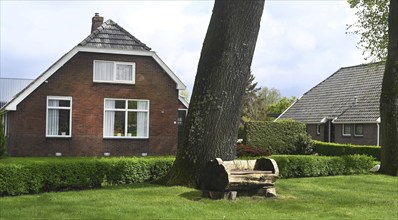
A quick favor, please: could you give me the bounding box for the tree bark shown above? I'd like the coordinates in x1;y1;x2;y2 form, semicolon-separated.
380;0;398;176
165;0;265;186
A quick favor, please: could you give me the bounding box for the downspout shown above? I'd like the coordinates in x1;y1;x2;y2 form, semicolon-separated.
377;123;380;146
328;120;331;143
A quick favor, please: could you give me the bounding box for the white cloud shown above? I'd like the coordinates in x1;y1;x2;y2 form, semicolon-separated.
0;1;365;98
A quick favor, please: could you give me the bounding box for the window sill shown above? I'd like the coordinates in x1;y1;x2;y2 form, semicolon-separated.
103;136;149;140
354;134;364;137
46;135;72;138
93;81;135;85
342;134;351;137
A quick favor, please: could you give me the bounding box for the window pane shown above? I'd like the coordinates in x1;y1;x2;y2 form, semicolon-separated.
94;61;113;81
127;112;137;136
114;111;125;136
116;64;132;81
47;109;59;135
355;124;363;135
136;112;148;137
48;100;59;107
128;101;138;109
58;109;70;135
343;124;351;135
115;100;126;109
59;100;70;107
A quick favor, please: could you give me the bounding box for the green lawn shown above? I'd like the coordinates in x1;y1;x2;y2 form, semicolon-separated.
0;174;397;219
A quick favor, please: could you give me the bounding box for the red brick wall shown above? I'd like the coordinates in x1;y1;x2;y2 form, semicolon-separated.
6;52;185;156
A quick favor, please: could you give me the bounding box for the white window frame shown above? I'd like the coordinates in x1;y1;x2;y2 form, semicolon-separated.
316;124;321;135
103;98;149;139
354;124;364;137
46;96;72;138
93;60;136;84
342;124;351;137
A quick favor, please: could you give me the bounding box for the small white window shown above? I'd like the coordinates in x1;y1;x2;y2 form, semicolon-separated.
46;96;72;137
342;124;351;136
354;124;364;136
94;60;135;84
103;99;149;138
316;124;321;135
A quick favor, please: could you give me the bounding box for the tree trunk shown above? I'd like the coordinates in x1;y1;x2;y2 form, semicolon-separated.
165;0;265;186
380;0;398;176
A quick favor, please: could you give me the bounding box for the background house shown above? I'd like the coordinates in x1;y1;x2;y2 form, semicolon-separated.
277;63;384;146
0;78;33;108
0;13;188;156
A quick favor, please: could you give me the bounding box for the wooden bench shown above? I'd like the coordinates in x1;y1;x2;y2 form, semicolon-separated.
199;158;279;200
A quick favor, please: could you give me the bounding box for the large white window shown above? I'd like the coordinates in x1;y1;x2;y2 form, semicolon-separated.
46;96;72;137
94;60;135;84
103;99;149;138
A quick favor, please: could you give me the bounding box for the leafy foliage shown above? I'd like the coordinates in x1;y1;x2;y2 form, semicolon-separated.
347;0;389;61
236;143;271;157
272;154;375;178
244;120;313;155
312;140;381;160
0;157;174;196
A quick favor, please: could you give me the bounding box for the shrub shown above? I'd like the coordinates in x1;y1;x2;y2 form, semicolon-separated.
0;157;174;196
244;120;313;155
236;144;271;157
312;141;381;160
271;154;375;178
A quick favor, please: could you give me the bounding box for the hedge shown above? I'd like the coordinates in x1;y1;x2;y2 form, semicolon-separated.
0;157;174;196
0;155;375;196
312;140;381;160
244;120;313;155
271;154;375;178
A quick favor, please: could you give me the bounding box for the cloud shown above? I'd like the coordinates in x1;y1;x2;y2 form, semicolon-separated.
0;1;365;98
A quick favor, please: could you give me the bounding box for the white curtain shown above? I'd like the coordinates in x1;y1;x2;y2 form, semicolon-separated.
95;61;113;81
136;101;148;137
116;64;132;81
104;100;115;136
47;100;59;135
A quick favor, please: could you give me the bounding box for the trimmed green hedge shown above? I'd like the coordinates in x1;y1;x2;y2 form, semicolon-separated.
0;157;174;196
271;154;375;178
244;120;312;155
0;154;375;196
312;141;381;160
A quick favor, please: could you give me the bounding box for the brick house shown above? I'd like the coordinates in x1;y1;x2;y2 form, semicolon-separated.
0;14;188;156
277;63;384;146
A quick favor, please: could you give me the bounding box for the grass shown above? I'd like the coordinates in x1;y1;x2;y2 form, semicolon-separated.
0;174;397;219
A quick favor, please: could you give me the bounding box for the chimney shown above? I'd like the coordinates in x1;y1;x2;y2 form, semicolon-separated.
91;13;104;33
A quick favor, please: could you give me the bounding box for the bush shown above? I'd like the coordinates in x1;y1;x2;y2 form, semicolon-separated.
244;120;313;155
271;154;375;178
312;141;381;160
0;157;174;196
236;144;271;157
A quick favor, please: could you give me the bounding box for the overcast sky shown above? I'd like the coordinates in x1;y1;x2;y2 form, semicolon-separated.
0;0;365;98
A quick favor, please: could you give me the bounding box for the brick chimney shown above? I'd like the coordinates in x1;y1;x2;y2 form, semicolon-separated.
91;13;104;33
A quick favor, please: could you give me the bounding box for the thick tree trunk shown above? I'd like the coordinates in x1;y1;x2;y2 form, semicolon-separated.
380;0;398;176
165;0;265;186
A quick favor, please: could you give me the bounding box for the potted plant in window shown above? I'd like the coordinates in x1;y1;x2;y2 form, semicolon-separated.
59;124;68;136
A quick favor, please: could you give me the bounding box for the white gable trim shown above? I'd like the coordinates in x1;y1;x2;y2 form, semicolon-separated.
3;47;186;111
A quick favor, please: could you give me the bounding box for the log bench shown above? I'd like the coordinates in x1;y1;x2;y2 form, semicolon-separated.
199;158;279;200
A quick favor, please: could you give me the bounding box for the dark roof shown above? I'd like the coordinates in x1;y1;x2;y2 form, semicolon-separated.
278;63;384;124
79;19;151;51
